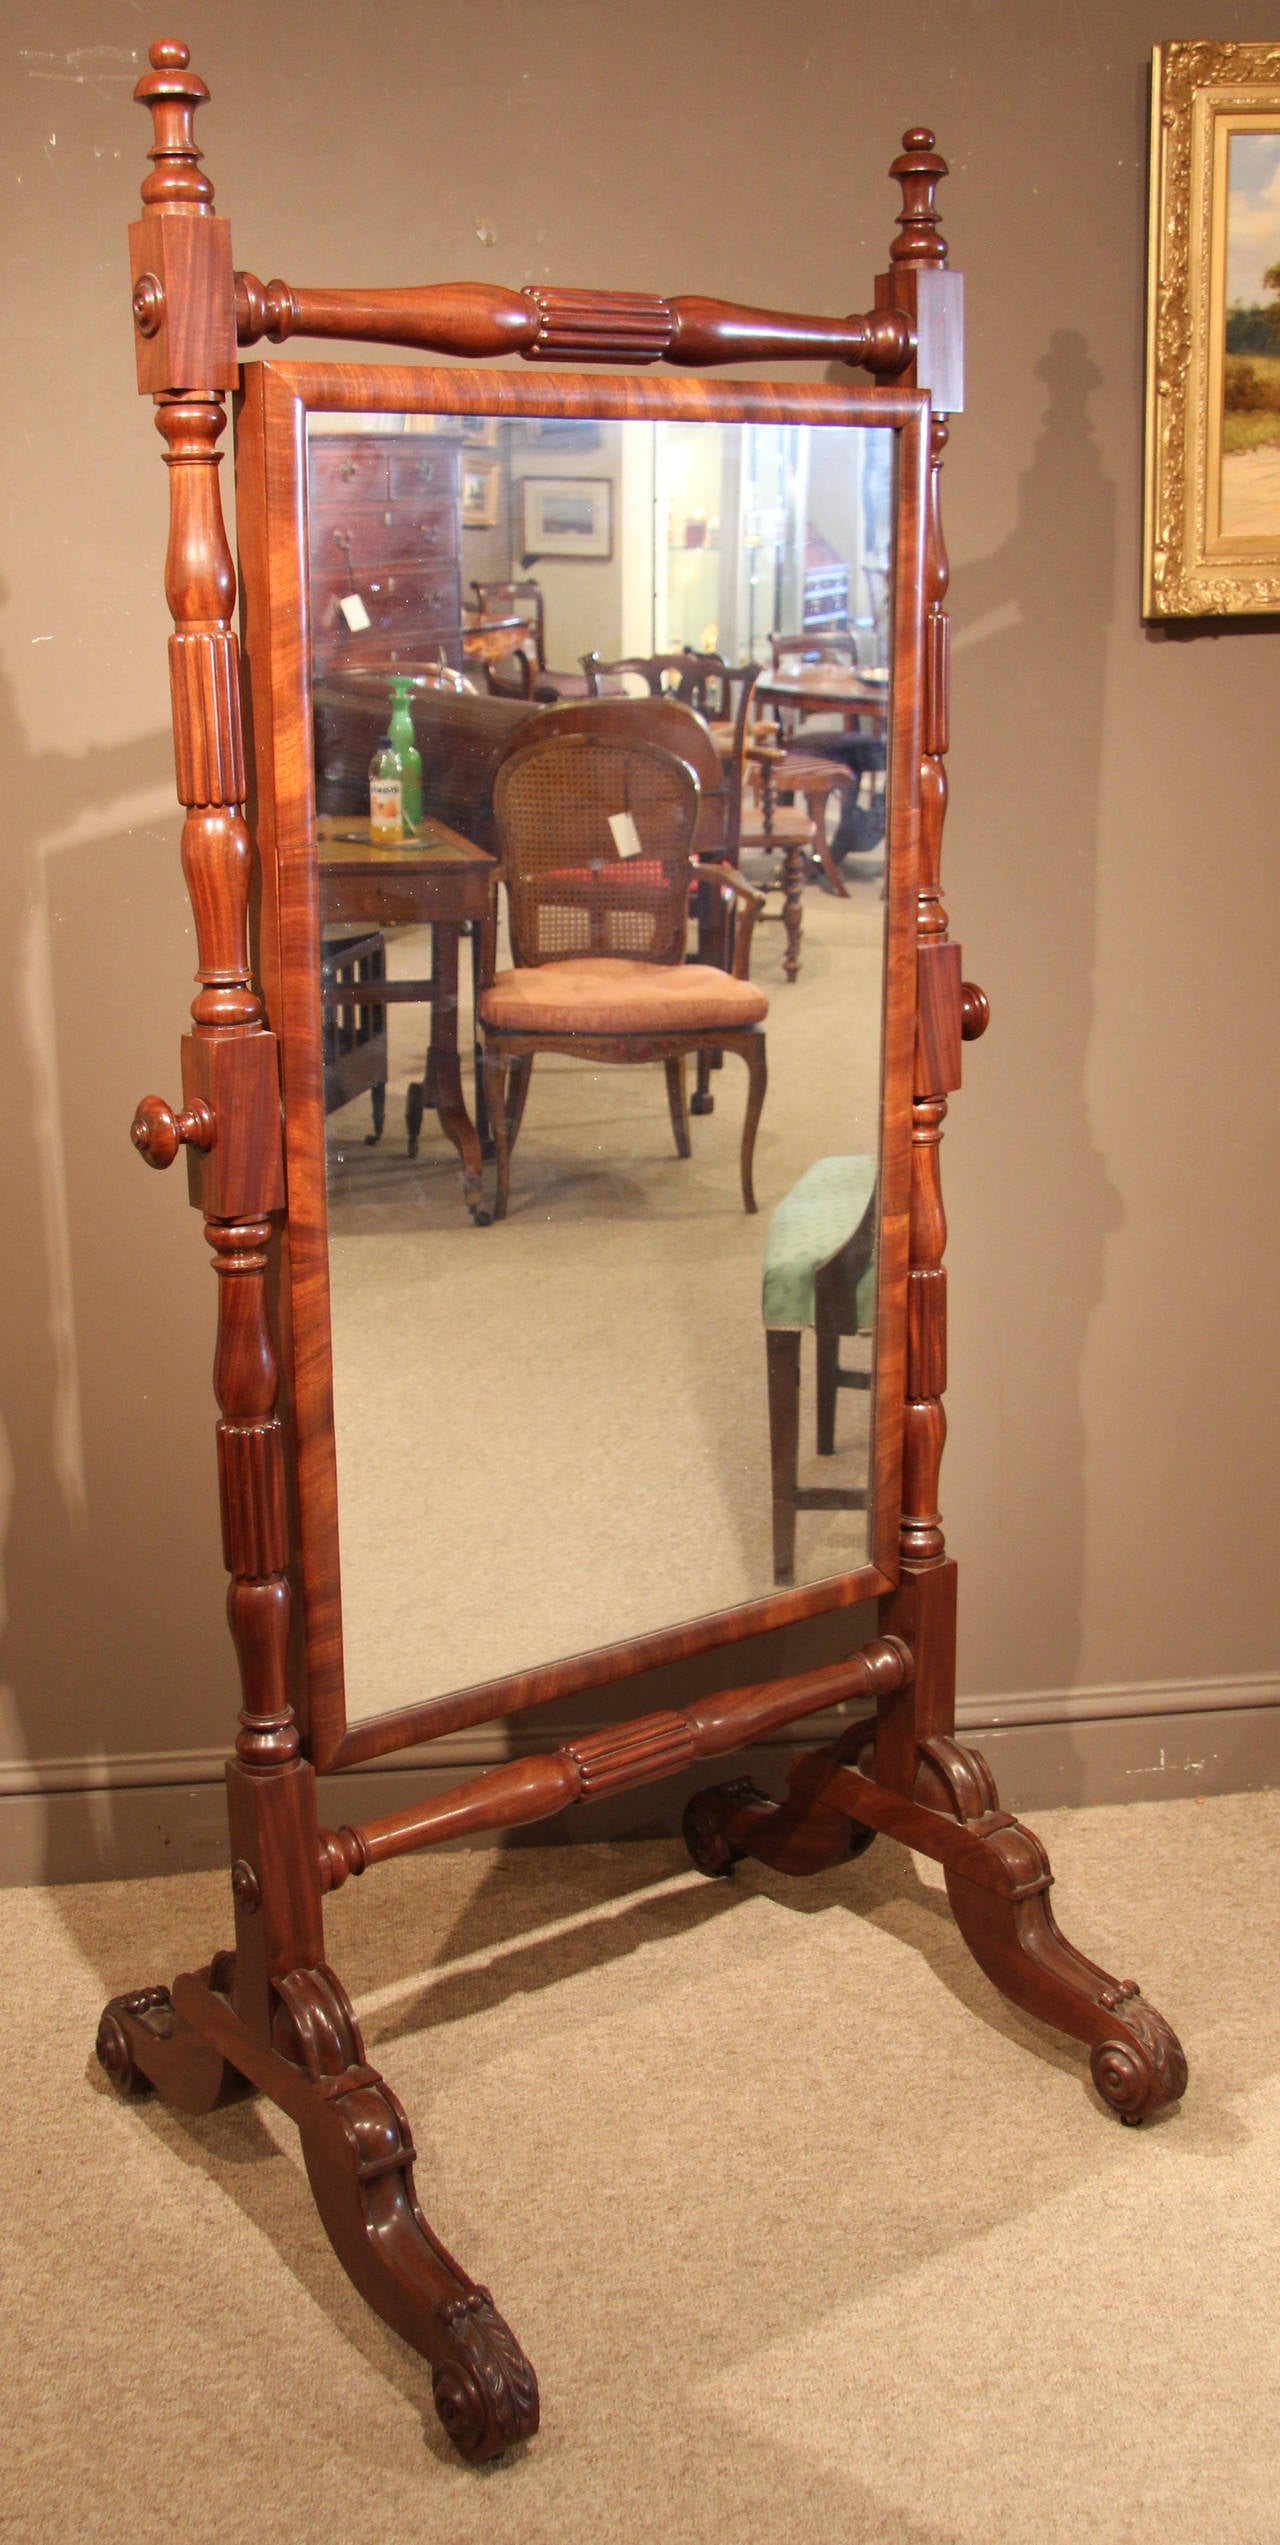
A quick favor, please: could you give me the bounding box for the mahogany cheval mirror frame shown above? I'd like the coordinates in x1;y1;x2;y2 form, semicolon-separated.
97;39;1187;2467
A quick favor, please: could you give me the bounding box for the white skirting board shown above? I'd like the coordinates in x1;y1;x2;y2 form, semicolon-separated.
1;1676;1277;1886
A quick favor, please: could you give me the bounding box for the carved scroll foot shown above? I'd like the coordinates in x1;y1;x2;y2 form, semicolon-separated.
100;1957;537;2460
727;1731;1187;2123
268;1967;537;2459
916;1739;1188;2124
683;1773;876;1880
95;1963;249;2113
260;1965;538;2460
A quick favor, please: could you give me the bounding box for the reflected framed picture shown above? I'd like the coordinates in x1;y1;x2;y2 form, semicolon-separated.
413;411;500;445
518;476;613;559
1145;41;1280;614
462;458;500;527
526;417;601;449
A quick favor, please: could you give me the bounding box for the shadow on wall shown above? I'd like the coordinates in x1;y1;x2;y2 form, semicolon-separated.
0;603;234;1880
947;329;1122;1713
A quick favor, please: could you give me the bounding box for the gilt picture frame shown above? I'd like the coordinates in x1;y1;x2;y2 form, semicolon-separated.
1145;40;1280;615
518;473;613;559
461;457;501;526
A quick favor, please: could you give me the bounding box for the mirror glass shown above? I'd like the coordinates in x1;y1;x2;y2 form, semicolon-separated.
305;407;894;1720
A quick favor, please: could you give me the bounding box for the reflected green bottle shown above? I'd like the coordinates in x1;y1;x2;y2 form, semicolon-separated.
387;677;422;831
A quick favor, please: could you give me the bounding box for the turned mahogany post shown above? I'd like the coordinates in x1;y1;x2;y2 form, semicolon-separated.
99;46;541;2461
870;133;984;1791
124;41;318;2039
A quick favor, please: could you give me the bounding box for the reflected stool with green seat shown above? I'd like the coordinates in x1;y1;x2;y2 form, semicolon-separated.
762;1154;878;1582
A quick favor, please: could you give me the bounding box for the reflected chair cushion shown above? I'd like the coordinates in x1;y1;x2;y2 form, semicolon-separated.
479;956;769;1035
762;1154;878;1330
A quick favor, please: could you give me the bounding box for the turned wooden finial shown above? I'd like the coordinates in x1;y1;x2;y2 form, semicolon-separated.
889;127;948;265
135;36;215;213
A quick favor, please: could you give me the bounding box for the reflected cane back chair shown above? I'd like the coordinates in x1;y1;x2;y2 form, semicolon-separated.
480;732;768;1218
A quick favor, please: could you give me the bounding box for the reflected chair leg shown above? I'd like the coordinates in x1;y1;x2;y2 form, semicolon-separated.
781;841;807;981
482;1048;511;1220
739;1034;767;1214
816;1321;839;1454
665;1054;691;1158
506;1054;534;1158
766;1327;800;1580
803;785;851;898
366;1082;386;1147
405;1077;425;1159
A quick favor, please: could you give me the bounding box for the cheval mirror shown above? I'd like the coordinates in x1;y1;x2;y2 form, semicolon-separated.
98;39;1187;2467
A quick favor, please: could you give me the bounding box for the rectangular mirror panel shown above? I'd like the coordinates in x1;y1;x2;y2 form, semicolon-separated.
303;406;894;1722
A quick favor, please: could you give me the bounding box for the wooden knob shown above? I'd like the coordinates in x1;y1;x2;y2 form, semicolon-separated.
961;982;990;1041
131;1093;215;1169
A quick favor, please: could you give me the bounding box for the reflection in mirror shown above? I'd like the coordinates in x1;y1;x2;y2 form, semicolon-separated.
306;408;894;1720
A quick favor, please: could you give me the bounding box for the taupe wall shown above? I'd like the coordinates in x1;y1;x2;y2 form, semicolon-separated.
3;0;1278;1878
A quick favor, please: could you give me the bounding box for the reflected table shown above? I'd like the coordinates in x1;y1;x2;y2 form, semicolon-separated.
755;666;890;889
754;662;890;724
317;815;495;1217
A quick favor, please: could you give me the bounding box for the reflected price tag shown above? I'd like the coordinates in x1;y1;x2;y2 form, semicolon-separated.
339;593;372;632
608;811;644;860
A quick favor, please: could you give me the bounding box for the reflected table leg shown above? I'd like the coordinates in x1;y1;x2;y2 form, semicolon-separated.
413;920;485;1217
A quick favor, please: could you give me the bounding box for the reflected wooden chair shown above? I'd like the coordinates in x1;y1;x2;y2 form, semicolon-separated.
469;578;595;701
767;628;863;672
581;648;733;715
480;732;768;1219
722;668;820;981
321;927;388;1147
762;1155;877;1581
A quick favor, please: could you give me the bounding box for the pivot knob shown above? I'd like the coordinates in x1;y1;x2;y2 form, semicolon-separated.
130;1092;215;1168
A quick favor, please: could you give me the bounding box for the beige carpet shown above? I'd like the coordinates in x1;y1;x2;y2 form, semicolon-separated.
7;1791;1279;2542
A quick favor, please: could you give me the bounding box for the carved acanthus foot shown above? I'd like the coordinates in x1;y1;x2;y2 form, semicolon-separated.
916;1737;1188;2124
267;1965;539;2460
95;1966;250;2113
683;1767;876;1880
432;2288;542;2460
99;1955;537;2459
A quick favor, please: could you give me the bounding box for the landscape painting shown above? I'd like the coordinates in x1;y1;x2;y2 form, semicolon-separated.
1144;44;1280;614
1221;127;1280;539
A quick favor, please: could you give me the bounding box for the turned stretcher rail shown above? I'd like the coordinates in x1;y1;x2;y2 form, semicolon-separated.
317;1637;912;1890
232;272;916;373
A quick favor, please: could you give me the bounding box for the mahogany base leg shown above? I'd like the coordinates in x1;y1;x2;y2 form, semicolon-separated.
96;1956;539;2461
96;1959;250;2113
914;1740;1188;2125
683;1770;877;1879
683;1730;1187;2125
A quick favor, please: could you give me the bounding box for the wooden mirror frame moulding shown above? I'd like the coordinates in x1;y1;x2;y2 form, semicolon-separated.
235;357;929;1778
97;38;1187;2473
